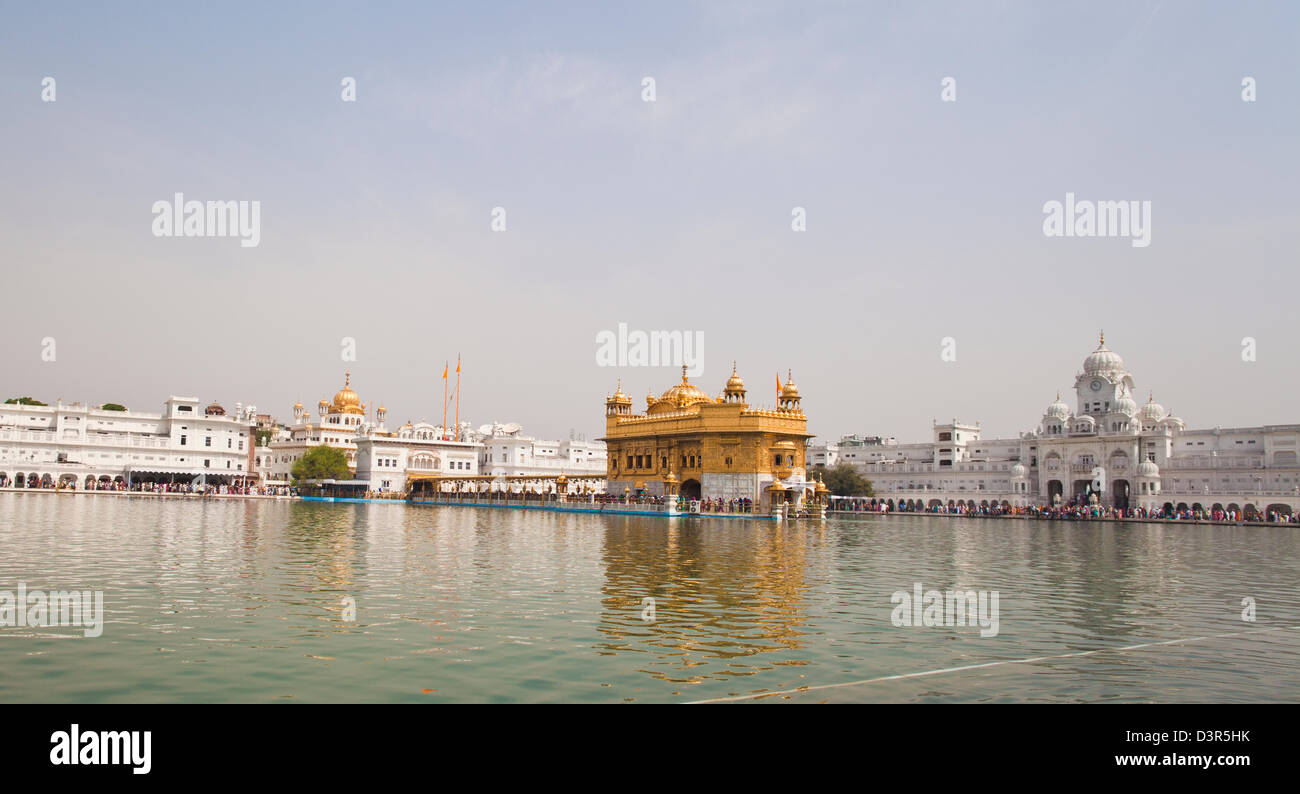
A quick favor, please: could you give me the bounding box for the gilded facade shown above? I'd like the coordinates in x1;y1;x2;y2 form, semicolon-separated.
601;364;815;508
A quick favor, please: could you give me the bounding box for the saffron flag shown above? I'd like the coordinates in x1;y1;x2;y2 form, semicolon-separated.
456;355;461;374
776;372;781;394
442;363;448;380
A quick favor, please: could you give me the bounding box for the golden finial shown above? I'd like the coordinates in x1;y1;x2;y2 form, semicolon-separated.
345;370;351;387
681;364;688;382
1099;330;1105;346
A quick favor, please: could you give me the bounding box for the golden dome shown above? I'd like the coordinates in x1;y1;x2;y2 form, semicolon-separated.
649;366;710;413
330;371;365;415
780;369;800;399
293;400;303;411
608;380;632;406
725;361;745;391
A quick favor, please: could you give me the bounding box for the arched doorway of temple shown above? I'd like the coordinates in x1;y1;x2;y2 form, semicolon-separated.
1046;480;1064;505
1111;479;1130;510
680;479;701;500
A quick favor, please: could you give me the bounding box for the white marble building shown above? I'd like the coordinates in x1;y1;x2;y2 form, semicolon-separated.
848;335;1300;516
473;422;607;490
260;372;483;490
0;396;256;489
352;425;480;493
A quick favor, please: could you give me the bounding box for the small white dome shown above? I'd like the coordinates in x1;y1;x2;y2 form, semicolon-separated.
1113;395;1138;415
1142;395;1166;423
1137;459;1159;477
1045;394;1071;421
1011;463;1027;478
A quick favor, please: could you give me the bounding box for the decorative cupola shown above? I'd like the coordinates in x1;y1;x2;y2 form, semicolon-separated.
605;380;633;416
778;370;801;411
723;361;747;404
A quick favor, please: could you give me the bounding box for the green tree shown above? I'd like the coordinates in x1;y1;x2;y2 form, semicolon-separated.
809;462;873;497
101;403;128;412
4;397;47;406
291;445;351;484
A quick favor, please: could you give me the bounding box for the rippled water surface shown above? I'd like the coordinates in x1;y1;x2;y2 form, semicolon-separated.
1;493;1297;703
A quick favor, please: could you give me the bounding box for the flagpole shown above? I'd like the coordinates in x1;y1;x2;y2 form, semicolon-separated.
455;354;461;442
442;361;449;441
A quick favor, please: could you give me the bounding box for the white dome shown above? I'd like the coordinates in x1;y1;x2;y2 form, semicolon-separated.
1141;395;1166;422
1011;463;1027;478
1083;334;1125;376
1137;459;1159;477
1045;394;1071;421
1113;395;1138;415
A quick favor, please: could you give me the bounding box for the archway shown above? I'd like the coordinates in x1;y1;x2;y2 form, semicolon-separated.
1265;503;1294;520
1111;479;1130;510
679;478;701;500
27;473;40;488
14;472;25;488
1047;480;1063;505
1072;479;1092;503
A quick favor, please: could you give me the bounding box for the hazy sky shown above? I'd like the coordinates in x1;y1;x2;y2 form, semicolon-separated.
1;1;1296;443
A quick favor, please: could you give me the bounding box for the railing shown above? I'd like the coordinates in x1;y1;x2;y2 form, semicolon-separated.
0;430;173;448
410;491;679;513
1161;458;1268;470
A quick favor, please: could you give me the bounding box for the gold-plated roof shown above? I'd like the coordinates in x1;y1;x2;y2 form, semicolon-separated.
780;369;799;399
329;371;365;415
725;361;745;391
608;379;632;405
650;365;711;412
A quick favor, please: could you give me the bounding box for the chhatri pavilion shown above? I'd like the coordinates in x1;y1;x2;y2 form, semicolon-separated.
601;364;816;509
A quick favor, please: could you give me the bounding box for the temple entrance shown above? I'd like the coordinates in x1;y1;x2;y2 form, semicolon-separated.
1046;479;1063;506
1072;479;1093;504
680;478;701;500
1111;479;1130;510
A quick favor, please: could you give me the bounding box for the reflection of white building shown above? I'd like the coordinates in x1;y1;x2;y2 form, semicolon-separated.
472;422;606;490
855;335;1300;516
0;397;256;489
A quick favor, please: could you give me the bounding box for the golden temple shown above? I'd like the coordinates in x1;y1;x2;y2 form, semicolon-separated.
601;364;815;509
